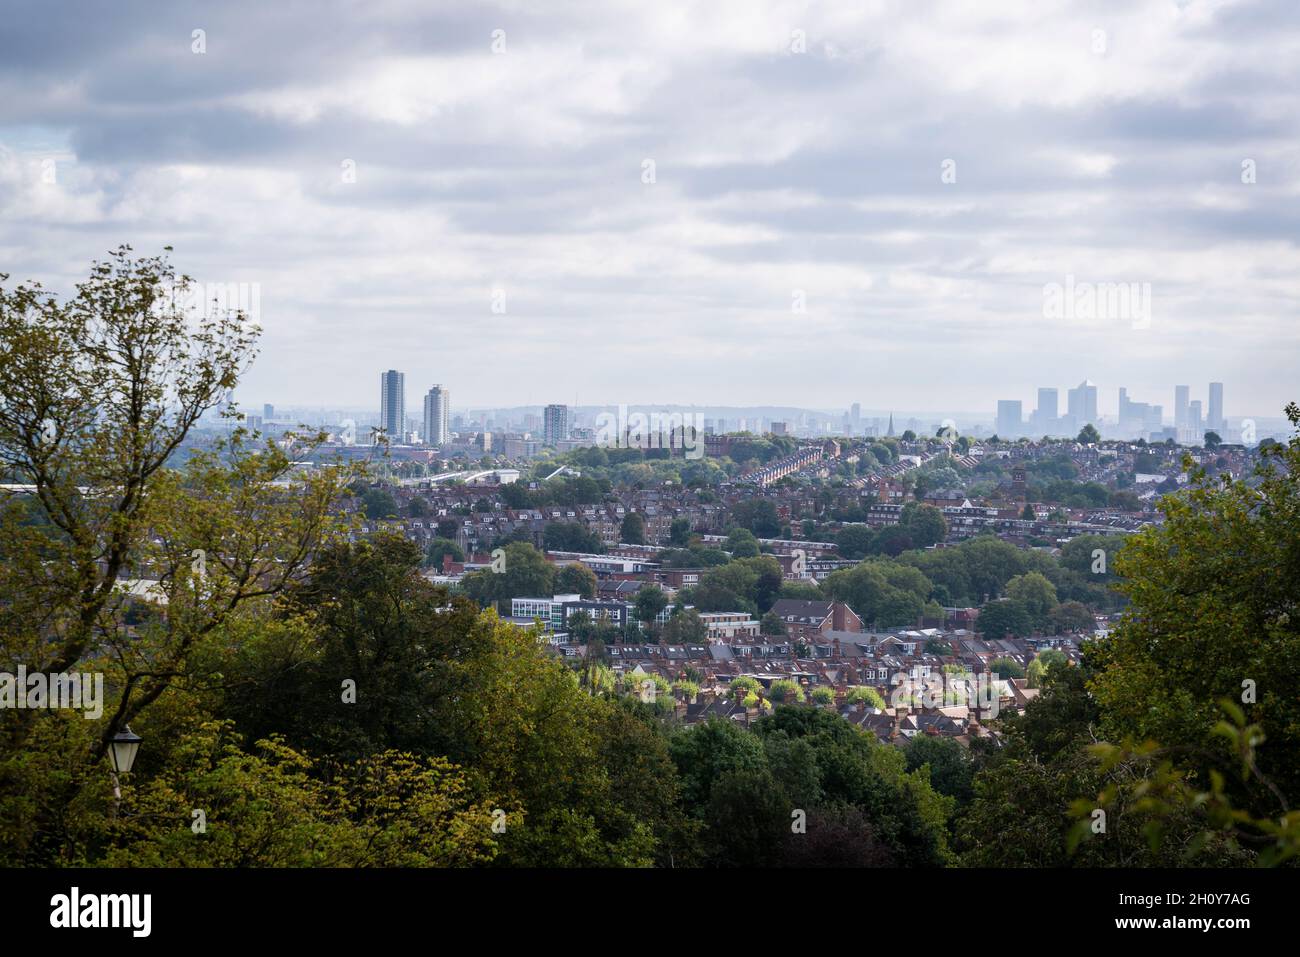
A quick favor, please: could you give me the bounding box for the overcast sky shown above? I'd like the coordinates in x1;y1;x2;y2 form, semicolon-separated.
1;0;1297;418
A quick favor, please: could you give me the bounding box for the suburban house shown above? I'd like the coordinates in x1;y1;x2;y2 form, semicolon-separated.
768;599;863;640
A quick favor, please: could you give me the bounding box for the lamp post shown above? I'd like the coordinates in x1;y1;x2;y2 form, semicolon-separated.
108;726;142;816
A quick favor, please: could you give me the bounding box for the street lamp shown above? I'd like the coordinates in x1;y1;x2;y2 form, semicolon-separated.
108;726;142;817
109;726;143;775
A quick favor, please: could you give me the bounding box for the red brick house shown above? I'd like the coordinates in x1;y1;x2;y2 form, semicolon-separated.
768;599;863;640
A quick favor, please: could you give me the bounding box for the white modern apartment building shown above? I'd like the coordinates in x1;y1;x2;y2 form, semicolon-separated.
423;384;450;445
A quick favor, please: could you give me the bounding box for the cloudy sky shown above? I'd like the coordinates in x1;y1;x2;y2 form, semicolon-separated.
1;0;1297;419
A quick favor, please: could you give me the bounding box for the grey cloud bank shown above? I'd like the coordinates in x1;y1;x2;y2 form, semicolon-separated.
1;0;1297;414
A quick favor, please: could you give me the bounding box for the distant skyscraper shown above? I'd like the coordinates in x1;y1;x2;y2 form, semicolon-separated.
996;400;1023;438
1174;385;1190;432
263;403;275;421
1117;387;1163;438
1067;380;1098;429
423;385;450;445
379;370;405;442
543;404;570;446
1208;382;1224;432
1189;400;1203;439
1034;388;1059;433
886;412;895;437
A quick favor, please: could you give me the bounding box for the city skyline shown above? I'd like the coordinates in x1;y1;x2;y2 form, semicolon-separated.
283;367;1276;446
257;372;1260;427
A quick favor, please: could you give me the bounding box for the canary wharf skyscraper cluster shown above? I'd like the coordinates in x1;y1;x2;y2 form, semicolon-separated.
996;380;1229;443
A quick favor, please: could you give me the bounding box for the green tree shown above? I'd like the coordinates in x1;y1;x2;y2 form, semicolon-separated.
1059;533;1119;583
821;559;931;629
669;718;768;810
988;655;1026;679
1089;403;1300;810
768;679;804;704
543;521;604;553
725;526;761;557
633;584;669;632
1004;571;1058;628
731;499;781;538
1049;600;1094;633
104;722;503;867
424;537;464;570
620;512;646;545
555;562;598;599
460;541;555;611
0;248;350;856
900;501;947;548
363;488;400;520
669;517;692;546
835;524;875;560
959;662;1251;867
661;607;708;643
976;600;1033;640
753;707;952;866
845;686;886;710
903;735;974;805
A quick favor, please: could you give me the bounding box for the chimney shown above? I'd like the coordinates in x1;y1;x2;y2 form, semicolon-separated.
832;602;848;632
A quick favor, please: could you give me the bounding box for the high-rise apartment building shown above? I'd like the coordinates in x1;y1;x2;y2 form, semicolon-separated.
1208;382;1224;432
379;370;405;442
423;385;450;446
543;404;570;446
263;403;275;421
